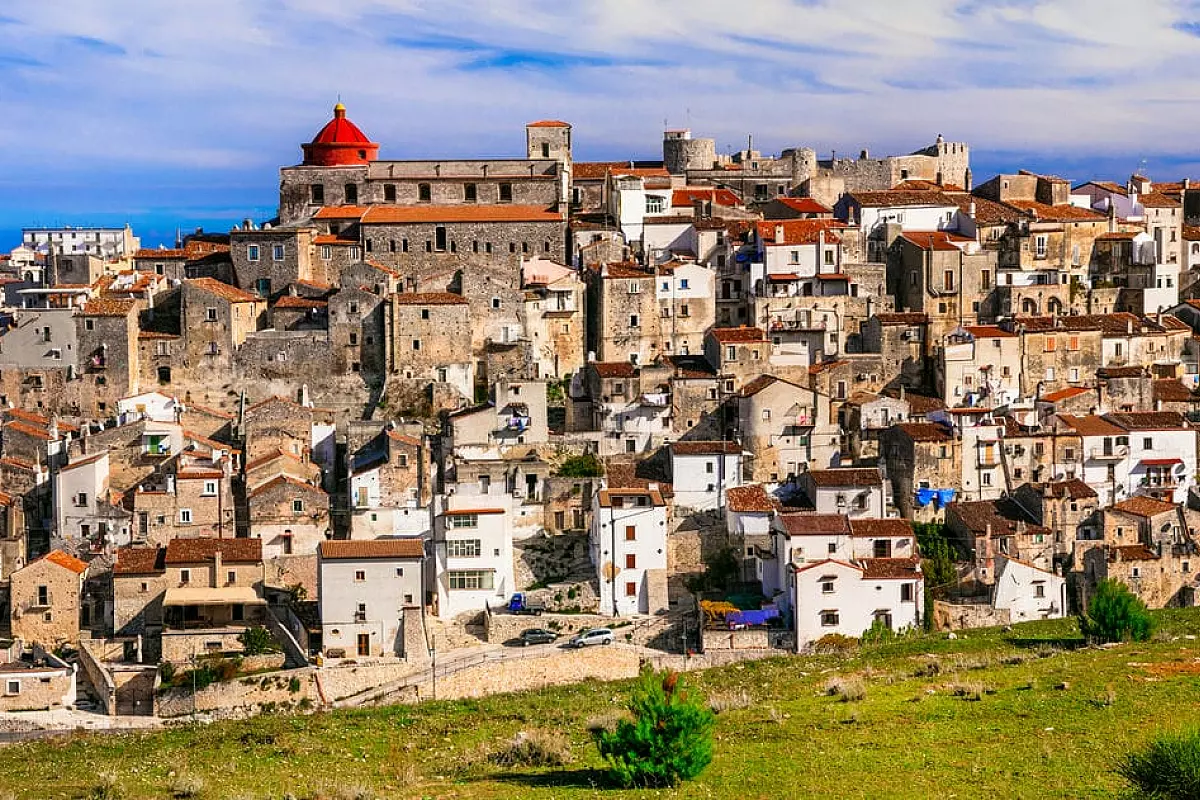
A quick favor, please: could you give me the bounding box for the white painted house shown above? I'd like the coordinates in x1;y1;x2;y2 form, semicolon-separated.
991;556;1066;622
433;494;514;617
591;485;669;616
790;556;923;649
800;468;886;517
317;539;426;658
670;441;744;511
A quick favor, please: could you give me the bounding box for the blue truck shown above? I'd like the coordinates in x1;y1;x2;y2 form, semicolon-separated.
507;593;546;616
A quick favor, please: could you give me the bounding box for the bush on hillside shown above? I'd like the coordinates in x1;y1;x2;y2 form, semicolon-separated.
556;453;604;478
238;625;280;655
1117;728;1200;799
594;667;715;788
1080;579;1154;643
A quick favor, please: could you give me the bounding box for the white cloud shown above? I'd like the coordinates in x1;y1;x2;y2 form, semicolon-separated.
0;0;1197;188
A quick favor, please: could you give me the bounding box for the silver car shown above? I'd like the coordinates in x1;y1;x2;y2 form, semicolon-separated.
568;627;614;648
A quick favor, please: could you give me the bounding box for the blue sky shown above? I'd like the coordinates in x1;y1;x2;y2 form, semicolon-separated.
1;0;1199;249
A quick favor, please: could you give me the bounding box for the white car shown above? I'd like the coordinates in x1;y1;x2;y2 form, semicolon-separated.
568;628;614;648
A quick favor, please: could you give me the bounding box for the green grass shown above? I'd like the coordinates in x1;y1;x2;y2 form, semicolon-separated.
7;610;1200;799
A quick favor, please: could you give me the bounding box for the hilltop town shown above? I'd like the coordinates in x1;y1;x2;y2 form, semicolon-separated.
0;104;1197;719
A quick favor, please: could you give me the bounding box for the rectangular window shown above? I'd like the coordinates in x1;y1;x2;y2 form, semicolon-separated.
383;184;397;202
821;579;835;593
5;680;18;695
1044;337;1056;352
1068;336;1080;351
435;226;447;252
292;499;305;513
447;539;482;558
943;270;954;291
499;183;513;202
901;583;914;602
202;480;218;496
247;245;259;262
311;184;325;204
981;270;991;290
820;611;839;627
464;183;477;203
625;581;637;597
272;244;284;261
354;570;366;582
449;513;479;529
180;568;191;584
1035;235;1047;258
179;509;192;524
629;314;639;328
448;570;494;590
1143;437;1153;450
1034;583;1045;598
625;525;636;541
345;183;358;204
625;553;636;569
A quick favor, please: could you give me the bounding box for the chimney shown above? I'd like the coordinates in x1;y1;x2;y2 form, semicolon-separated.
213;546;223;580
900;385;906;402
775;224;785;243
969;201;977;218
1185;178;1191;191
1127;317;1134;335
1108;202;1117;233
299;384;311;408
47;414;58;441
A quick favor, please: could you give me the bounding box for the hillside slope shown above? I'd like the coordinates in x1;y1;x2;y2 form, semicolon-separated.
4;611;1200;799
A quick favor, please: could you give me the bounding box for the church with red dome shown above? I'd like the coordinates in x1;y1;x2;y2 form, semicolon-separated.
301;103;379;167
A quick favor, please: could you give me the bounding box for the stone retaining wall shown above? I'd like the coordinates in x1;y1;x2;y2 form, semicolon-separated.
484;609;682;650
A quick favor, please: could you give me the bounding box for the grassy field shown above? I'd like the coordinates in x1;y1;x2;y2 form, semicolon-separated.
4;611;1200;799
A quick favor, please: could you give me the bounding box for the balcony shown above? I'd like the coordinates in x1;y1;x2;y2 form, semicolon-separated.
768;318;826;332
1089;445;1128;461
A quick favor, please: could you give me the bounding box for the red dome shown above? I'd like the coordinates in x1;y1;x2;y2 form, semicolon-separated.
302;103;379;167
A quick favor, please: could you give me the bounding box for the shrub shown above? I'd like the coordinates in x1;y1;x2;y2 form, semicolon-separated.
594;667;715;788
158;661;176;684
824;676;866;702
1117;728;1200;799
238;625;279;656
556;454;603;478
288;677;302;694
489;729;572;767
811;633;859;656
708;688;753;714
860;618;895;646
170;774;205;798
1080;579;1154;643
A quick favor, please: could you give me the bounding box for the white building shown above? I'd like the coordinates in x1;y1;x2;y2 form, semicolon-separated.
1056;412;1197;505
790;556;923;648
317;539;426;658
670;441;744;512
433;494;515;617
52;451;131;552
763;513;853;611
991;555;1066;622
117;391;182;425
591;485;669;616
22;225;139;261
800;468;886;517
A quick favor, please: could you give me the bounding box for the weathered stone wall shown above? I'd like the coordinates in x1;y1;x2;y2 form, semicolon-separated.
932;599;1010;630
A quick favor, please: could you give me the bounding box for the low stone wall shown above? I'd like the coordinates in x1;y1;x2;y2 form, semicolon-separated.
77;638;117;715
157;667;318;719
432;645;643;701
701;628;794;652
933;600;1011;631
161;630;246;664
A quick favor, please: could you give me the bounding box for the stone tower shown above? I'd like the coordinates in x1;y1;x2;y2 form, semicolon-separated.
663;129;716;174
526;120;572;162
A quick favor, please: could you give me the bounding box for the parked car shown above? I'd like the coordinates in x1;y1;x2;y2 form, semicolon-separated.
568;627;614;648
518;628;559;646
507;592;546;616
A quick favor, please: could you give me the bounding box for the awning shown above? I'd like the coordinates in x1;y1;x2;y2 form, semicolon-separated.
163;587;266;607
1142;458;1183;467
767;273;800;281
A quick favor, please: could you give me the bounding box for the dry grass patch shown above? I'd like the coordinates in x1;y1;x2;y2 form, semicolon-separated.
824;675;867;702
488;728;573;768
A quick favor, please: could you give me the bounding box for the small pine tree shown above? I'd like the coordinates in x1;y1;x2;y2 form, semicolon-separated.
1080;578;1154;643
594;667;715;788
1117;728;1200;799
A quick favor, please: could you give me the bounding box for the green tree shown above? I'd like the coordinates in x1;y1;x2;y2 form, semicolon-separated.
594;667;715;788
556;453;604;477
237;625;279;655
1117;728;1200;799
1080;579;1154;643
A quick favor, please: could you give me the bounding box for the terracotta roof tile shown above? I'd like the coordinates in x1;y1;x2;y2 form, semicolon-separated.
849;518;914;539
779;513;851;536
81;298;136;317
273;296;328;310
1153;379;1198;403
134;249;186;259
526;119;570;128
1004;200;1106;222
670;441;742;456
165;538;262;564
901;231;972;251
248;474;329;499
1139;192;1181;209
807;468;882;487
711;326;767;344
392;292;468;305
188;277;259;304
893;422;953;442
319;539;425;559
41;549;88;574
1040;386;1091;403
592;361;637;379
963;325;1016;339
1107;544;1159;562
873;312;928;325
1039;479;1097;499
113;546;164;574
672;188;741;208
725;485;776;513
312;205;369;220
849;190;958;207
860;557;922;579
1057;414;1125;437
1111;496;1177;518
1106;411;1188;430
947;498;1047;537
772;197;832;215
756;219;845;245
949;193;1024;225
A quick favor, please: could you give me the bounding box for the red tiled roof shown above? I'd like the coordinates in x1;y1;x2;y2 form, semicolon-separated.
134;248;186;259
779;513;851;536
312;205;369;220
1004;200;1106;222
1041;386;1090;403
893;422;953;442
963;325;1016;339
672;188;741;208
4;421;53;440
725;485;775;513
361;205;563;224
1040;479;1097;500
711;326;766;344
188;277;259;304
527;119;570;128
592;362;637;379
113;546;164;574
1057;414;1125;437
1183;225;1200;242
874;312;928;325
313;235;358;246
1153;379;1198;403
860;557;922;579
670;441;742;456
41;550;88;574
1111;496;1177;518
392;292;468;305
1139;192;1181;208
773;197;832;215
248;474;328;499
310;104;374;146
319;539;425;559
1106;411;1188;431
849;519;914;539
1107;544;1159;562
808;359;849;375
806;468;882;487
849;190;958;207
81;298;136;317
165;537;262;564
138;330;179;340
756;218;845;245
273;296;327;310
900;231;972;251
